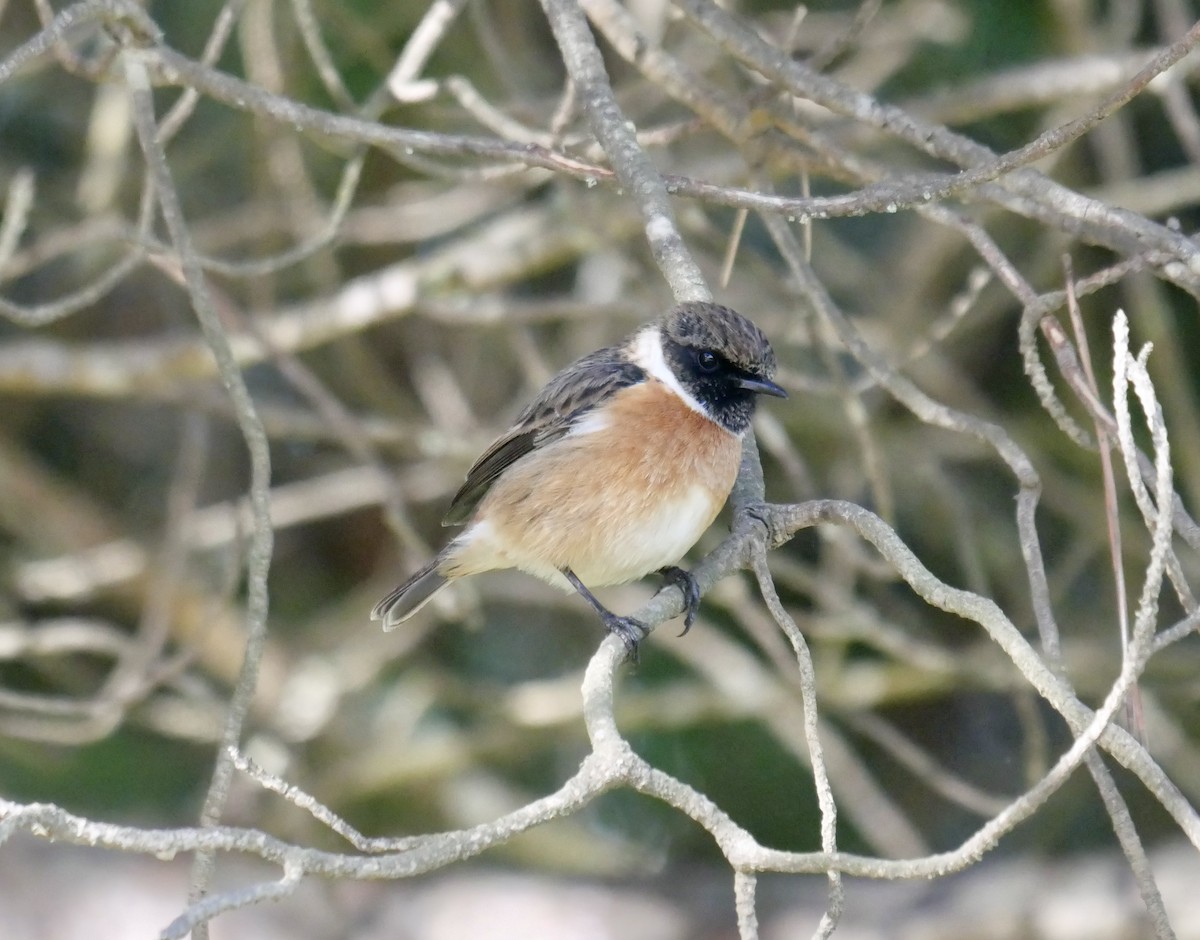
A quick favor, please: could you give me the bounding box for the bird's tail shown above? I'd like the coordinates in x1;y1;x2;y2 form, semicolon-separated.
371;558;450;631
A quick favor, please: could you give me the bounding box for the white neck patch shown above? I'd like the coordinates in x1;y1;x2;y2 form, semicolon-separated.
629;327;707;417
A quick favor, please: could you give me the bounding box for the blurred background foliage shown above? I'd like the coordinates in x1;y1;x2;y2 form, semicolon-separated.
1;0;1200;928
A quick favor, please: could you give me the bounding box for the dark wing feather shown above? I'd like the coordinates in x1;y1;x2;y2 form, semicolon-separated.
442;344;645;525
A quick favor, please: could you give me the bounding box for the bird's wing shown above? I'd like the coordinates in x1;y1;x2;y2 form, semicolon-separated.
442;344;645;525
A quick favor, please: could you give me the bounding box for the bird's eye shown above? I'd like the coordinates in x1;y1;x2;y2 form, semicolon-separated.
696;349;720;373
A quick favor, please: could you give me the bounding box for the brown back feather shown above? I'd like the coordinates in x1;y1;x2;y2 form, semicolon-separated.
442;344;646;525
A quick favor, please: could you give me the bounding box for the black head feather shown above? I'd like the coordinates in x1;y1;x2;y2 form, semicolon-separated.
658;302;785;434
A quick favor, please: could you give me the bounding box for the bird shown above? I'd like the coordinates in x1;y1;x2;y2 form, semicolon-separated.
371;301;787;656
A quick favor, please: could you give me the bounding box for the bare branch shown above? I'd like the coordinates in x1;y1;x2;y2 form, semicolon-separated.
3;3;1199;936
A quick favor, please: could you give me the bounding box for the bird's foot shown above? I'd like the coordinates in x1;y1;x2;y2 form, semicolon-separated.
738;501;777;545
561;566;647;663
600;611;646;663
658;565;701;636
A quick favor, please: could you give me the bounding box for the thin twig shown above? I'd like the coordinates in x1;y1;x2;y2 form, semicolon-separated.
123;48;276;937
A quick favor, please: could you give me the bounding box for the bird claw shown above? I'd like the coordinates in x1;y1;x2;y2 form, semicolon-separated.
738;501;776;544
658;566;701;636
601;613;646;663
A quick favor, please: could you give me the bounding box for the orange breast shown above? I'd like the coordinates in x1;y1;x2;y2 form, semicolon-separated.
447;381;742;586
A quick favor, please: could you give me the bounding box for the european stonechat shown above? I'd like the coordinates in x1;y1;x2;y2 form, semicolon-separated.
372;301;786;655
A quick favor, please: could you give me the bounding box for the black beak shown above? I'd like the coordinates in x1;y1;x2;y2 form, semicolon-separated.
736;374;788;398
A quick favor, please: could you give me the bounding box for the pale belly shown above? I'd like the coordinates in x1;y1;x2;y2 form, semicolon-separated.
441;382;741;589
446;479;726;589
550;484;720;585
444;485;715;588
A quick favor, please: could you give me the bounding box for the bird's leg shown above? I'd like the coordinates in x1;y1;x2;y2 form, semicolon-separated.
657;566;701;636
562;568;645;661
